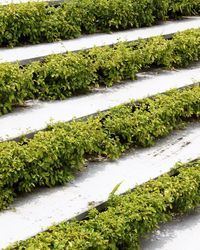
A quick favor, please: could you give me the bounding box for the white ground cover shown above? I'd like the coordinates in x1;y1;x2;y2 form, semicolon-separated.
0;63;200;141
0;122;199;249
0;8;199;249
141;206;200;250
0;17;200;64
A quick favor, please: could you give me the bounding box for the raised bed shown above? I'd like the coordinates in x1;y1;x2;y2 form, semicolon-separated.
0;2;200;249
0;84;200;213
0;63;200;141
3;155;200;249
1;17;200;64
1;28;200;117
0;0;199;47
0;122;200;249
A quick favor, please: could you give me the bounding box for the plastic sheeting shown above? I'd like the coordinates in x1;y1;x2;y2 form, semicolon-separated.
0;122;199;248
0;17;200;64
141;207;200;250
0;64;200;141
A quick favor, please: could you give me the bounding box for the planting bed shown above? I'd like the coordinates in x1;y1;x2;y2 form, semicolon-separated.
1;17;200;64
0;0;199;48
1;28;200;118
0;122;200;248
0;0;200;249
1;85;200;210
0;63;200;141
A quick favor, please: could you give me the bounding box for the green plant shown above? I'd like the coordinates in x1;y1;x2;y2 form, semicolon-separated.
169;0;200;16
0;85;200;211
0;0;199;47
1;28;200;116
0;63;31;115
5;160;200;249
108;181;123;199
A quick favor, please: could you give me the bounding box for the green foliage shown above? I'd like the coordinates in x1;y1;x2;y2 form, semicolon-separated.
169;0;200;16
170;29;200;67
0;85;200;211
108;181;123;199
0;63;31;115
5;160;200;249
1;28;200;115
0;2;81;47
26;53;97;100
0;0;199;47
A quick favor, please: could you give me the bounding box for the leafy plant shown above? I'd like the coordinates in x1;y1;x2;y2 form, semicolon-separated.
0;85;200;211
0;0;199;47
108;181;123;199
1;28;200;115
5;160;200;249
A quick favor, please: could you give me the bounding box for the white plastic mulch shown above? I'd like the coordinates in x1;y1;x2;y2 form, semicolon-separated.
0;10;200;250
0;122;199;249
141;206;200;250
0;63;200;141
0;17;200;64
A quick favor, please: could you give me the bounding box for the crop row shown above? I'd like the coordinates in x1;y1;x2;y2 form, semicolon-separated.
0;0;200;47
0;84;200;211
5;159;200;249
1;28;200;116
